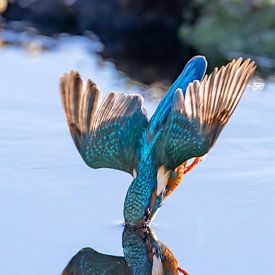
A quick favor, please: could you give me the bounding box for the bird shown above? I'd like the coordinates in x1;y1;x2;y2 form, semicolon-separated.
60;56;256;227
62;225;188;275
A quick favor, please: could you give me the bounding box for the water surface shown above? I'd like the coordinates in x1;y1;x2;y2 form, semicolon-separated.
0;32;274;275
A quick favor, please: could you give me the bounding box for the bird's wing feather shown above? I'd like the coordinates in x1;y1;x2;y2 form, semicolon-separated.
156;58;256;170
62;247;130;275
60;71;148;175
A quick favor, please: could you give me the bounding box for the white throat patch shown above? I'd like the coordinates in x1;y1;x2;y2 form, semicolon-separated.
157;165;171;196
152;255;164;275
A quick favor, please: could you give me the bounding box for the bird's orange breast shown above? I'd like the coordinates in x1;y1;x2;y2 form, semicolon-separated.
164;162;186;200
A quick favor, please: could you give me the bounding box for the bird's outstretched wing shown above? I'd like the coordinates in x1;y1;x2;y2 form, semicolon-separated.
60;71;148;175
62;247;130;275
156;58;256;170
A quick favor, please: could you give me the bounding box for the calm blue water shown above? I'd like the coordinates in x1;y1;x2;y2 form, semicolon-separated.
0;32;274;275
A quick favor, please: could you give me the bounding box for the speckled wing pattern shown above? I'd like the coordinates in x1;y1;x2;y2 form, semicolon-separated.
60;71;148;175
62;248;131;275
158;58;256;170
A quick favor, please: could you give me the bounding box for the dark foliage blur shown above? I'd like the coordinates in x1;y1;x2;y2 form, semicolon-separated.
180;0;275;77
1;0;275;83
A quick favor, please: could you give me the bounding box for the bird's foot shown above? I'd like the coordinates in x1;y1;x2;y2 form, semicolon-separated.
184;157;203;174
178;266;189;275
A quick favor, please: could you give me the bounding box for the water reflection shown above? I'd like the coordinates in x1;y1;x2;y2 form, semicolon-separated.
63;226;187;275
1;28;275;275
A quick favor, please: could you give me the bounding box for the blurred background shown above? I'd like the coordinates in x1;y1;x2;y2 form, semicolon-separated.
0;1;275;275
1;0;275;83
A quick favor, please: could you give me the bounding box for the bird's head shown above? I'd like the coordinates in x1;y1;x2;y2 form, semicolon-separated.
123;175;162;227
123;166;171;227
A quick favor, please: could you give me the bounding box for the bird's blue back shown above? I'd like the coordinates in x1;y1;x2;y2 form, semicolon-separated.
148;55;207;136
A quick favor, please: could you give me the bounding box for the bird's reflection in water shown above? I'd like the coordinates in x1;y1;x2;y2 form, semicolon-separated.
62;226;188;275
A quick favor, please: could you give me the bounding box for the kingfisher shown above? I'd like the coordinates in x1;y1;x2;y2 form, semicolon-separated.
60;56;256;227
62;226;188;275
